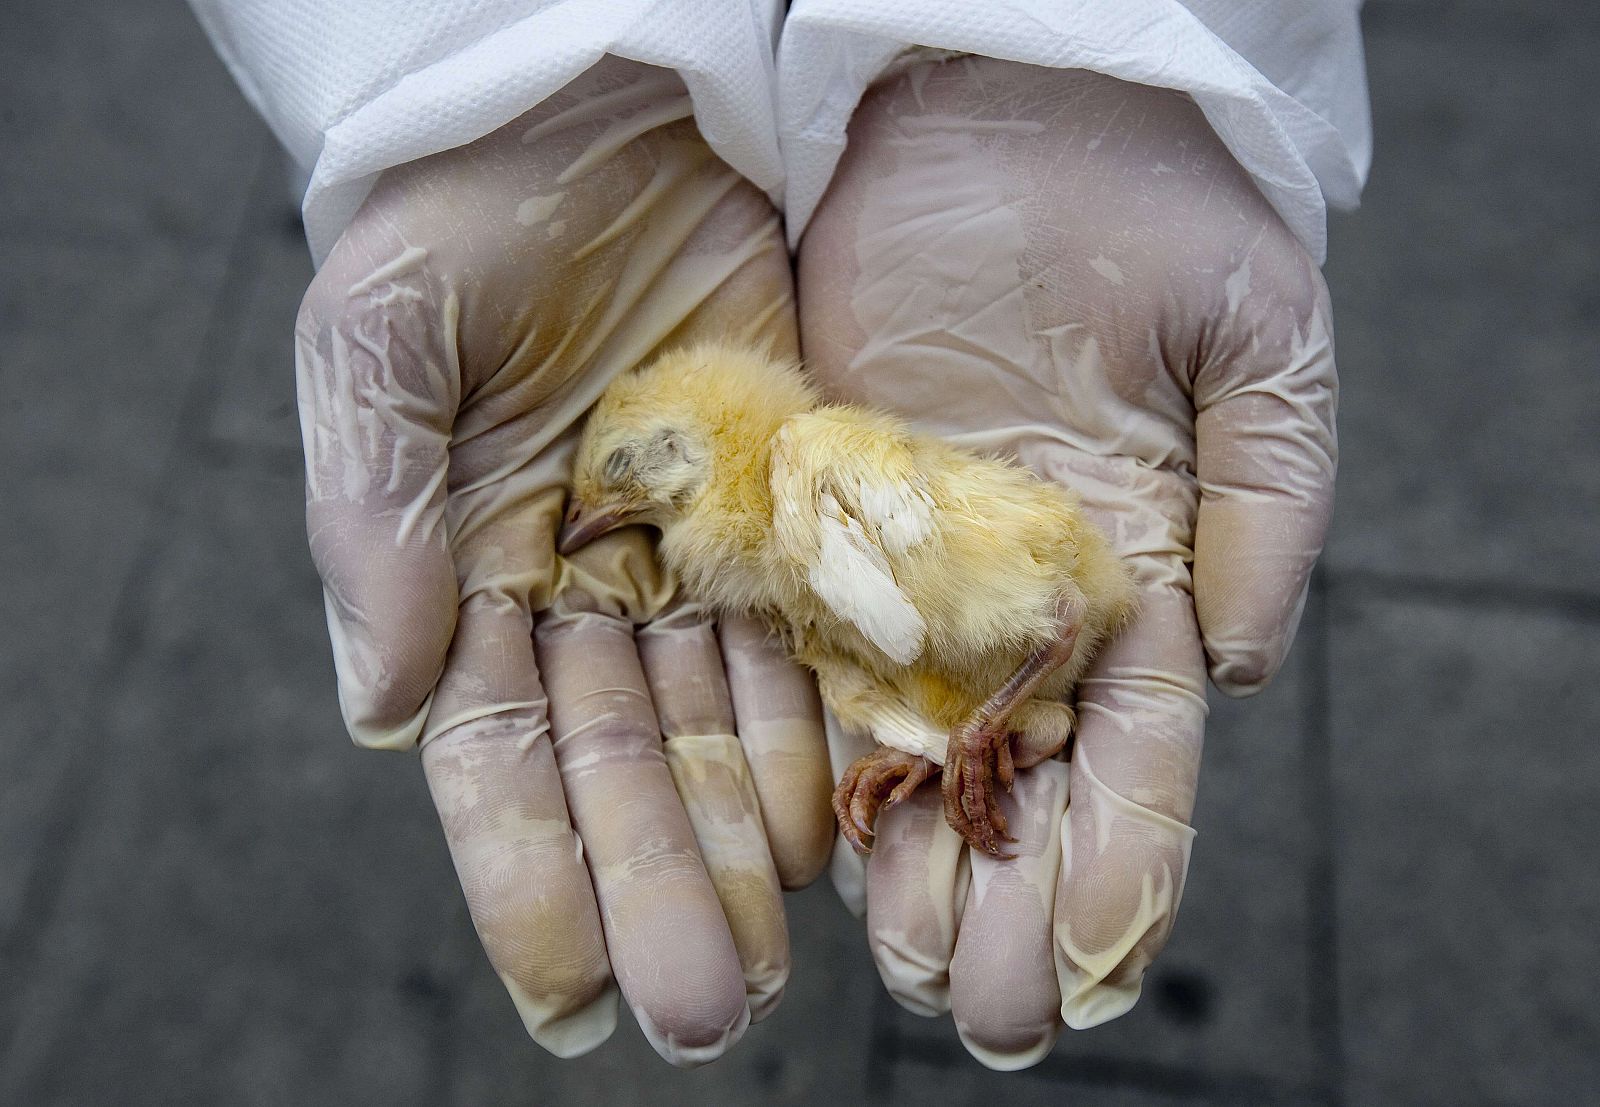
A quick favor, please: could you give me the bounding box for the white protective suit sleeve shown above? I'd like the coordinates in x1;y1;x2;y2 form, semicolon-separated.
190;1;1368;266
779;0;1370;262
187;0;787;265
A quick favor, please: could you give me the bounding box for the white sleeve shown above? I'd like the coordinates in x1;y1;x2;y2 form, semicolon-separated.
777;0;1371;263
187;0;787;265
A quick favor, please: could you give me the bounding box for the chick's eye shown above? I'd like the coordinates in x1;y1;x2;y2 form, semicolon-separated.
603;447;633;484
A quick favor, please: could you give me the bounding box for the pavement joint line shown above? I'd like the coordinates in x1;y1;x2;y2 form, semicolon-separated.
890;1028;1308;1101
0;139;277;1086
190;432;303;478
868;985;902;1097
0;224;243;257
1300;570;1346;1107
1325;566;1600;622
1360;1;1600;41
425;885;478;1102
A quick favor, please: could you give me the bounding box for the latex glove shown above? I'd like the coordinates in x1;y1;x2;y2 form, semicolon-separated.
799;58;1337;1068
293;56;834;1066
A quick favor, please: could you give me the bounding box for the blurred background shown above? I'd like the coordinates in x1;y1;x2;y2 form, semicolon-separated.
2;1;1597;1103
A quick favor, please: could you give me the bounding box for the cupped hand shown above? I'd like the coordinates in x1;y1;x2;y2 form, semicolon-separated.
798;58;1337;1068
294;56;834;1066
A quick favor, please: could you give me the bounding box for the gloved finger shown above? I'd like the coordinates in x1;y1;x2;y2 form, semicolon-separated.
637;603;790;1023
420;595;616;1058
294;233;459;748
626;170;833;894
821;709;875;917
1192;240;1338;697
534;590;749;1067
865;785;970;1017
948;760;1069;1070
719;614;834;889
1054;581;1205;1029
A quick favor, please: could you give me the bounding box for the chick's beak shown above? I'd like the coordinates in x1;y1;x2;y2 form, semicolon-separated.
558;498;640;555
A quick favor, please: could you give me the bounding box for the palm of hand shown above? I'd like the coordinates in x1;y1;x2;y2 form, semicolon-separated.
799;59;1336;1060
295;58;834;1064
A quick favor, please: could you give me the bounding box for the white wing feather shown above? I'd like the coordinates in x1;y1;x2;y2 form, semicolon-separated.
808;492;926;665
770;419;935;666
852;477;935;554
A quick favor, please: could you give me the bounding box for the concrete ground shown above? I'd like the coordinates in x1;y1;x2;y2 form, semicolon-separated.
2;2;1596;1104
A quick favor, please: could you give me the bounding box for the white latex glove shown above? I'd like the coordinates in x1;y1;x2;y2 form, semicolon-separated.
294;56;834;1066
799;58;1337;1069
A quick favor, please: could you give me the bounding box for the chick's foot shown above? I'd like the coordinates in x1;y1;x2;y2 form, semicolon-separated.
833;747;937;855
942;720;1022;859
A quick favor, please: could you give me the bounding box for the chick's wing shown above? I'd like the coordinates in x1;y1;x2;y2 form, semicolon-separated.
769;409;938;666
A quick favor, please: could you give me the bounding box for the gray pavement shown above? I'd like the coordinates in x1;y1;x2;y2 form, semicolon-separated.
2;2;1597;1104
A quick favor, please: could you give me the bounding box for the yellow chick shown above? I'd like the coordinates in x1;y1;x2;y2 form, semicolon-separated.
560;342;1138;858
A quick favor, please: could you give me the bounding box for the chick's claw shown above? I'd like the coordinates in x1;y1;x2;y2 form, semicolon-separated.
943;722;1020;859
995;735;1016;790
833;747;937;855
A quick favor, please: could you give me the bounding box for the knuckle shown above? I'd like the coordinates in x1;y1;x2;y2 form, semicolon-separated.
658;704;735;738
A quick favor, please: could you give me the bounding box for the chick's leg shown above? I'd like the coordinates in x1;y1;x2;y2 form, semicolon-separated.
944;590;1088;858
808;654;942;854
833;747;936;855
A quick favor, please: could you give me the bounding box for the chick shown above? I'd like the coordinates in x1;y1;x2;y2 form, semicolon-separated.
560;342;1138;858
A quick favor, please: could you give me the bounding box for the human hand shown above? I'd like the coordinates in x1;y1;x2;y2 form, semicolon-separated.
293;57;834;1066
798;58;1337;1067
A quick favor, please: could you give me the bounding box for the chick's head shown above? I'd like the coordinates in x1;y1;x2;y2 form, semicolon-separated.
559;341;815;554
561;386;710;553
